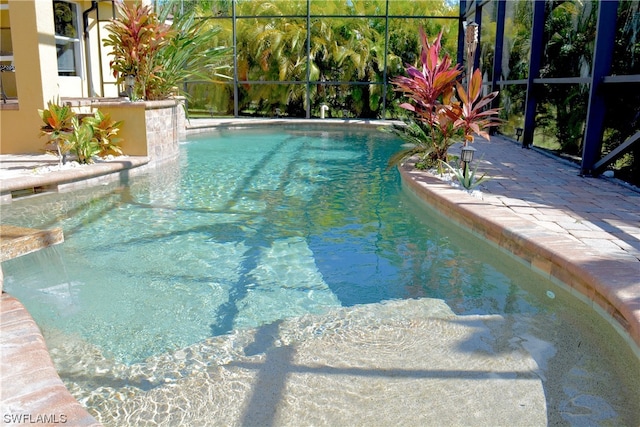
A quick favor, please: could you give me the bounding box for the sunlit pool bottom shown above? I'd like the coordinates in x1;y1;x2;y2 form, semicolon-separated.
2;127;638;426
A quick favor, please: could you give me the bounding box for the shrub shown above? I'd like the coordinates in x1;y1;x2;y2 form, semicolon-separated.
38;100;124;165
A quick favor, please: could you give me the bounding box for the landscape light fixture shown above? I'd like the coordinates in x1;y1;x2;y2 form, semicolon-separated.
465;22;479;54
460;145;476;181
516;127;523;142
465;21;479;88
461;145;476;163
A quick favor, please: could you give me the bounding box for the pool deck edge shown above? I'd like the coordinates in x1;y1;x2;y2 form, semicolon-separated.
0;155;150;204
399;162;640;354
0;293;101;426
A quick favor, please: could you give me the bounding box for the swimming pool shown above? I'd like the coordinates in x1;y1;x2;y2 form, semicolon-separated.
2;126;638;425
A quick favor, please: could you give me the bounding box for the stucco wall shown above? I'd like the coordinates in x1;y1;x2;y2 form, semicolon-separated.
0;0;184;161
0;0;115;154
0;1;59;154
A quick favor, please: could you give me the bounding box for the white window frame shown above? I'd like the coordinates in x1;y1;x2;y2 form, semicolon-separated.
53;0;83;78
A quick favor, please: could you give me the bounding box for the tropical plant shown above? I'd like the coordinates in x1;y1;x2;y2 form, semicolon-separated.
389;28;501;169
179;0;458;118
103;2;172;100
68;117;99;164
536;1;596;155
104;1;231;101
151;5;232;101
39;99;124;165
386;118;459;170
439;158;489;190
387;30;460;168
455;69;501;144
82;110;124;157
39;99;75;165
232;0;309;116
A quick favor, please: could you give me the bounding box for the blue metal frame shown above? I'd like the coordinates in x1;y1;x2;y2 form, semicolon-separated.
521;0;545;149
484;0;637;174
580;0;619;176
491;0;506;112
457;0;467;66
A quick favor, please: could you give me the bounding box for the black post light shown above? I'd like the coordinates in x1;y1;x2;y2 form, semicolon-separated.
516;127;523;142
460;145;476;180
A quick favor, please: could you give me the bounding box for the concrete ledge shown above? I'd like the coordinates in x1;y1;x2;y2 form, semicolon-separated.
0;157;149;203
0;294;100;426
186;117;399;134
0;226;64;263
63;97;183;111
399;162;640;352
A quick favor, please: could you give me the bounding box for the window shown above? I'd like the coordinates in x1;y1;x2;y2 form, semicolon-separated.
53;0;82;76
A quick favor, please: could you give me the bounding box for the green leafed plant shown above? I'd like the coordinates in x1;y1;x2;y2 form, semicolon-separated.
68;117;99;164
39;98;75;165
150;6;232;102
104;1;230;101
39;99;124;165
439;159;489;190
385;120;434;169
385;119;459;171
82;110;124;157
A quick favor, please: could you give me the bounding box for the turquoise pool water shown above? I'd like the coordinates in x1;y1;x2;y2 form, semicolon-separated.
2;126;638;426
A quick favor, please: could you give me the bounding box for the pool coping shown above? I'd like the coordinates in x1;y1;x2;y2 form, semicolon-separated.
399;162;640;355
0;156;150;204
0;294;101;426
0;118;638;424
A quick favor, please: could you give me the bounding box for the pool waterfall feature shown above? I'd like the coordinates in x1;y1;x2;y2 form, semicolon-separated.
0;225;64;291
0;226;102;426
1;124;638;426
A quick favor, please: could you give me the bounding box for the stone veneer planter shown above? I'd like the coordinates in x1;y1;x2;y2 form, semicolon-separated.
65;97;186;165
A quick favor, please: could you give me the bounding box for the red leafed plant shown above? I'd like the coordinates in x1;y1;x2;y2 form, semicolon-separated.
455;69;502;143
388;28;501;170
393;30;461;130
103;1;173;100
104;2;231;102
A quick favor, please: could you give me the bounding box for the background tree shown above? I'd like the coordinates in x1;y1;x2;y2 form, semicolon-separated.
603;0;640;184
536;1;597;155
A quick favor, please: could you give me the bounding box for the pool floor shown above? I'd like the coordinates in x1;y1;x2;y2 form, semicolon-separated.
47;298;548;426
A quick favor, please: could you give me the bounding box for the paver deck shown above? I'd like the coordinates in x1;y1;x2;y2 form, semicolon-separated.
0;118;638;424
